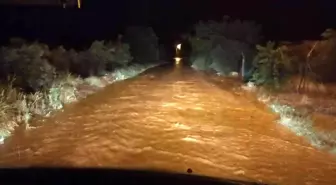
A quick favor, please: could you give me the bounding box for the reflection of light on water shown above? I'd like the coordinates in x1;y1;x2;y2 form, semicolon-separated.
182;136;200;143
161;102;178;107
173;122;191;130
175;43;182;65
174;57;182;65
0;136;4;144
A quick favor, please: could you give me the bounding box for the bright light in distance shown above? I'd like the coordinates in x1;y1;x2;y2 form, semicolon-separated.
176;44;181;50
77;0;81;8
174;57;182;65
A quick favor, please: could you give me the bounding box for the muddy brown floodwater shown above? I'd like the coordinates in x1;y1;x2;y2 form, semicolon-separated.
0;63;336;185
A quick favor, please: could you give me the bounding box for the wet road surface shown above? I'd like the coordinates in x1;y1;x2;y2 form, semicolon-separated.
0;64;336;185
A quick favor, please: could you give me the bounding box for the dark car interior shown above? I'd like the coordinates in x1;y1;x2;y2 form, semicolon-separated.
0;168;270;185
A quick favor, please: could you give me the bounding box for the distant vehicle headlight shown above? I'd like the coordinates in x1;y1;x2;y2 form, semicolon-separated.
176;44;181;51
77;0;81;8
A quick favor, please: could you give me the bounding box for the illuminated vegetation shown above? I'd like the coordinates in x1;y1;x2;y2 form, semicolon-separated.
189;16;261;76
250;42;293;89
0;38;159;140
186;17;336;149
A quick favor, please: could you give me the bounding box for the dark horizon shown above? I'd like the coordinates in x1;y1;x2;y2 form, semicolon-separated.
0;0;335;48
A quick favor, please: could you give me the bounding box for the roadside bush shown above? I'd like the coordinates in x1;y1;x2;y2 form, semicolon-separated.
189;16;262;75
210;36;254;75
1;43;56;92
0;39;133;83
0;38;133;107
250;41;292;89
158;44;168;61
0;36;164;142
0;73;80;138
287;29;336;83
48;46;72;73
8;37;26;47
193;16;262;45
189;37;213;70
124;26;159;64
0;82;22;138
70;40;132;77
268;29;336;93
111;43;133;66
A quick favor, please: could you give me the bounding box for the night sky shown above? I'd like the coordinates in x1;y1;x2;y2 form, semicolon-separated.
0;0;335;47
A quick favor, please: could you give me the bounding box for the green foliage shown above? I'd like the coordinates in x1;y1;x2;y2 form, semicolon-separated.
279;28;336;83
124;26;159;63
188;37;213;70
307;28;336;82
189;37;213;53
194;16;262;45
251;42;292;88
49;46;72;72
113;43;133;65
77;40;132;76
0;37;157;140
321;28;336;40
0;82;22;137
158;44;168;60
1;43;56;92
9;37;26;47
209;39;249;75
0;37;134;91
189;16;260;74
89;40;114;64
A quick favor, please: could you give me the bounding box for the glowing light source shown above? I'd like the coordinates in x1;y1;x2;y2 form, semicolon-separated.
77;0;81;8
176;43;181;50
175;43;182;65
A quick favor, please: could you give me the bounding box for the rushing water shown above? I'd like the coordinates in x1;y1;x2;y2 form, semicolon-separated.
0;64;335;185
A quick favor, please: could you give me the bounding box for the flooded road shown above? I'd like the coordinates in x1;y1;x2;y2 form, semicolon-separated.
0;63;336;185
